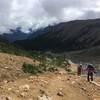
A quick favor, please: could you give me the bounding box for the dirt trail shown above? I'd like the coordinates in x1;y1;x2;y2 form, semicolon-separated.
0;74;99;100
74;76;100;100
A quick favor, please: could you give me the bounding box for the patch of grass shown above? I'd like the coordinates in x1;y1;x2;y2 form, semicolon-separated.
22;61;58;75
22;63;43;74
22;55;71;75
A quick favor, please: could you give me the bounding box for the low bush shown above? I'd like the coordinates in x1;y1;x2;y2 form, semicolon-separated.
22;62;58;75
22;63;42;74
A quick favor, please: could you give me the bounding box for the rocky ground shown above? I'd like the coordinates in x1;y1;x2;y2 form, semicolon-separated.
0;53;99;100
0;73;99;100
0;52;40;82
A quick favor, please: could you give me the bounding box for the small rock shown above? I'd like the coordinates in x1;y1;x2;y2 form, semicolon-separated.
40;89;45;94
0;86;5;89
40;80;48;84
67;78;70;81
8;88;12;91
57;91;64;97
4;80;9;84
16;69;20;71
13;83;17;87
4;67;9;69
40;83;45;87
71;81;75;84
81;87;86;91
15;89;20;93
29;76;34;79
57;70;66;75
29;98;33;100
38;95;52;100
20;92;26;97
6;96;13;100
19;84;30;92
78;82;81;85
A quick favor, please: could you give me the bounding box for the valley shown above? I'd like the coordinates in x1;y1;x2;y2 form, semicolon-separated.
0;19;100;100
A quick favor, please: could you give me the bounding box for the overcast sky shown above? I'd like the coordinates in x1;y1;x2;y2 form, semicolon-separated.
0;0;100;33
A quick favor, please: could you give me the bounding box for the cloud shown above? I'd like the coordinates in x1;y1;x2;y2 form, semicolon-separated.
0;0;100;33
81;10;100;19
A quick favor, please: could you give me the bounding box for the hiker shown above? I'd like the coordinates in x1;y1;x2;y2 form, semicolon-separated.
86;64;96;82
77;64;83;76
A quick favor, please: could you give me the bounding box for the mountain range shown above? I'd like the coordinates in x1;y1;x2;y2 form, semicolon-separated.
2;27;29;42
14;19;100;52
0;18;100;62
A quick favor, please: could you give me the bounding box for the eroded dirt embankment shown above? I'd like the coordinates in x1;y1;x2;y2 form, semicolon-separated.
0;52;40;81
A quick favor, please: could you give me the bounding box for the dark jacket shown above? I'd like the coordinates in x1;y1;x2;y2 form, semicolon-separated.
87;65;96;74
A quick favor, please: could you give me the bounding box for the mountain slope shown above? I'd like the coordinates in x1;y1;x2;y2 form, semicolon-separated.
0;52;39;81
16;19;100;52
2;28;29;42
65;46;100;63
0;35;8;43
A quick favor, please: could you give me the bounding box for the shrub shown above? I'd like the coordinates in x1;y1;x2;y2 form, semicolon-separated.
22;62;58;75
48;66;58;72
22;63;42;74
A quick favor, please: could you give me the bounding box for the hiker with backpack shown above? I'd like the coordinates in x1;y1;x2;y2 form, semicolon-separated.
86;64;96;82
77;64;83;76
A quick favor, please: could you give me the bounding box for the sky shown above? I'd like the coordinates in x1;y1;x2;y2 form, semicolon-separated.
0;0;100;33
